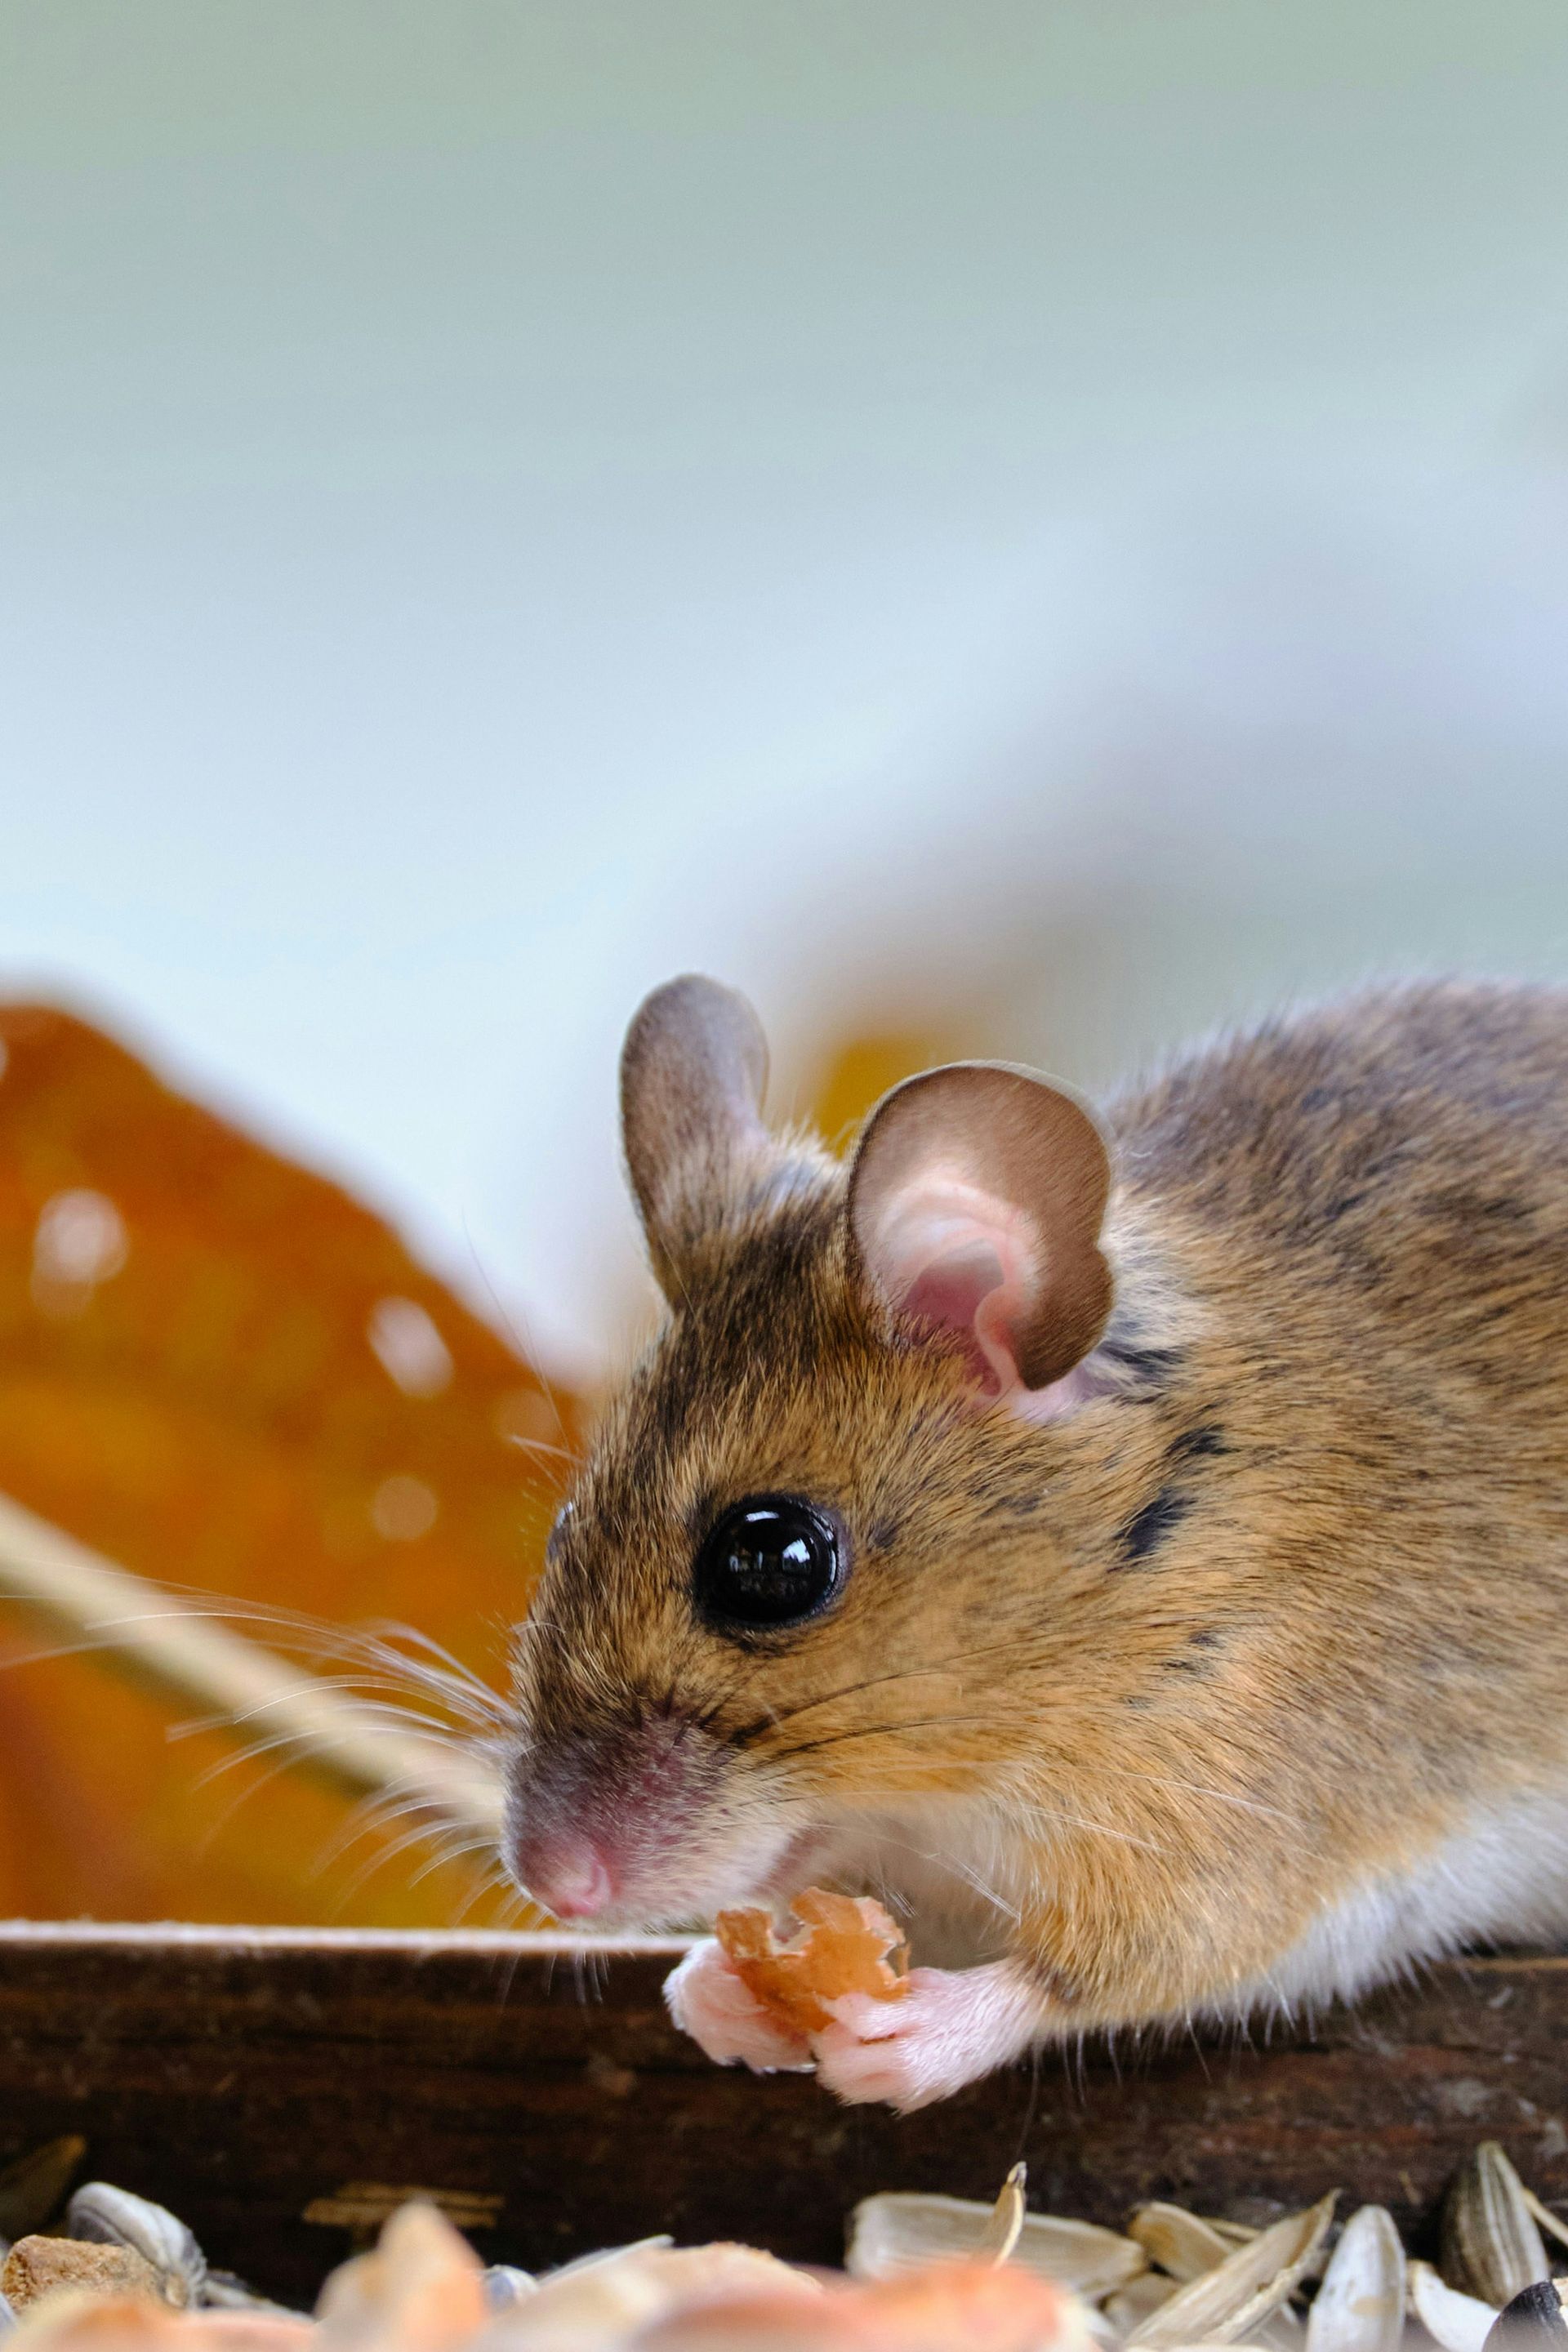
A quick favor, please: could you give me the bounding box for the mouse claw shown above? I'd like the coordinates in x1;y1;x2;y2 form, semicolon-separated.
663;1938;815;2073
813;1964;1044;2113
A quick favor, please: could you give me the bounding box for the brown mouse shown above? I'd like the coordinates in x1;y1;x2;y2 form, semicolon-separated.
505;973;1568;2109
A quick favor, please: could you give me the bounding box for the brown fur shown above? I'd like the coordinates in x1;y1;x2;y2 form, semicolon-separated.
508;980;1568;2037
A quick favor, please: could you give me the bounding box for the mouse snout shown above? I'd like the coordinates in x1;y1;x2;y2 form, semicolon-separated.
504;1699;764;1927
510;1830;617;1922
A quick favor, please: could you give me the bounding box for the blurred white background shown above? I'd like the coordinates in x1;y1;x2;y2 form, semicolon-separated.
4;2;1567;1378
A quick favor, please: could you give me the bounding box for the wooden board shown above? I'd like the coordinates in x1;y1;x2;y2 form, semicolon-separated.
0;1925;1564;2306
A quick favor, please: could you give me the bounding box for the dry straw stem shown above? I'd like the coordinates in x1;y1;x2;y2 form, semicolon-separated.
0;1490;502;1842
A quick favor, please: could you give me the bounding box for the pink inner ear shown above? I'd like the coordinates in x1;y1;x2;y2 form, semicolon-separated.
868;1178;1040;1398
902;1244;1011;1393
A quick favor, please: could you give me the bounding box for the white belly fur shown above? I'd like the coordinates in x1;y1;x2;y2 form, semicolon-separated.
1214;1779;1568;2028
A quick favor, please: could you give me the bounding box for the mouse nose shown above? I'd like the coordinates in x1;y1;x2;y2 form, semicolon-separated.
516;1835;616;1921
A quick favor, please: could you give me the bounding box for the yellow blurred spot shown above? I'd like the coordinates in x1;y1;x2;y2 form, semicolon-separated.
367;1296;453;1398
31;1188;129;1318
492;1385;559;1449
808;1030;954;1156
370;1474;439;1542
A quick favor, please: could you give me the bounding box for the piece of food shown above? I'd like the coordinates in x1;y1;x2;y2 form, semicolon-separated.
2;2238;169;2312
715;1888;909;2038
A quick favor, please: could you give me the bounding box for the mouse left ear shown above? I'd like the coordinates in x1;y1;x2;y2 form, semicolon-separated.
620;974;775;1300
846;1062;1112;1396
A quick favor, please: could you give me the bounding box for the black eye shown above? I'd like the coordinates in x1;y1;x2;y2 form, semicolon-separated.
693;1495;844;1634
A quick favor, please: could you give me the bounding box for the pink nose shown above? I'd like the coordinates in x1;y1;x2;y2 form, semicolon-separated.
519;1838;615;1921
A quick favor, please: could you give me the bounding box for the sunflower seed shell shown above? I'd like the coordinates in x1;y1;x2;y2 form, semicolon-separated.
199;2267;309;2319
1522;2196;1568;2258
1303;2204;1404;2352
0;2140;85;2243
1411;2258;1500;2352
848;2190;1147;2296
483;2265;538;2310
1482;2279;1568;2352
65;2181;206;2302
1127;2194;1338;2350
1132;2206;1248;2284
981;2165;1029;2265
1108;2274;1185;2330
1444;2145;1550;2307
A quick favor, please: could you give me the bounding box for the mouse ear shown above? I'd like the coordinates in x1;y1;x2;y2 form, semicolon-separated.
846;1062;1112;1396
620;974;773;1298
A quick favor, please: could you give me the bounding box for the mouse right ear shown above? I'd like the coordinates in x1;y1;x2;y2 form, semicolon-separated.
846;1062;1112;1398
620;974;774;1299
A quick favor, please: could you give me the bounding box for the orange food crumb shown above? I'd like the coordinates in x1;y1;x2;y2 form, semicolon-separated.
715;1887;909;2036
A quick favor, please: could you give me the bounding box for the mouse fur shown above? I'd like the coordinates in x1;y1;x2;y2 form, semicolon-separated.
505;976;1568;2109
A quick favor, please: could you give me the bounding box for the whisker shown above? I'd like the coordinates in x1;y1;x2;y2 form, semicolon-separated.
725;1638;1062;1748
505;1436;577;1465
869;1825;1023;1927
1093;1760;1290;1824
769;1713;1001;1762
407;1833;502;1891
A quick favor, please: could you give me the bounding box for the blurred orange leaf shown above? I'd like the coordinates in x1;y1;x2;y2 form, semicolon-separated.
0;1004;577;1926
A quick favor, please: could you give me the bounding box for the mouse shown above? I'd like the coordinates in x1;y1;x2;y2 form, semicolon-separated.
504;973;1568;2110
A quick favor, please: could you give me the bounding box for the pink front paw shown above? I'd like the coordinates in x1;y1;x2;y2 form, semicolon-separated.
663;1939;813;2073
812;1964;1044;2114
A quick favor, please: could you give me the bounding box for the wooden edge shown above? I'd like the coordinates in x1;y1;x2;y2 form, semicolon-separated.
0;1921;1560;1976
0;1920;694;1956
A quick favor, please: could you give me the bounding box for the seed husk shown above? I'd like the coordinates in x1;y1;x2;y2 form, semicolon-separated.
1304;2204;1404;2352
65;2183;205;2305
980;2165;1029;2265
1127;2194;1338;2350
1131;2206;1249;2283
1444;2145;1550;2307
1522;2194;1568;2258
1411;2258;1500;2352
482;2265;538;2310
1483;2278;1568;2352
200;2269;309;2319
0;2140;86;2243
1107;2273;1183;2330
847;2189;1147;2296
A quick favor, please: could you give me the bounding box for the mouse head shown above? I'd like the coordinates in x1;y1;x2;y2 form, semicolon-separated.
505;976;1114;1929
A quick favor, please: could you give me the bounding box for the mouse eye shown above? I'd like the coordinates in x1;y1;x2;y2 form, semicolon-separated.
693;1494;844;1634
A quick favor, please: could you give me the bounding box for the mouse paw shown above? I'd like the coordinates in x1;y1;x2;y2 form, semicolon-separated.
812;1963;1045;2113
663;1938;814;2073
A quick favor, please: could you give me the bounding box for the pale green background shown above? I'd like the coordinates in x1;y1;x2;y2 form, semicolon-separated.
4;4;1567;1368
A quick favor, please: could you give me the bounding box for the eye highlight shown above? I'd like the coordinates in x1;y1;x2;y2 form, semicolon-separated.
693;1494;844;1634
